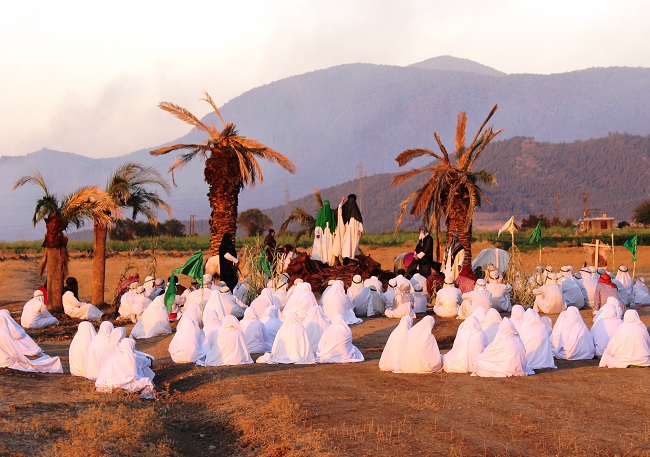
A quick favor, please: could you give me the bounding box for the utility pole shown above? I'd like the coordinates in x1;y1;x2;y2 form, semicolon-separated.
581;192;590;217
554;194;562;222
356;162;364;210
189;214;195;236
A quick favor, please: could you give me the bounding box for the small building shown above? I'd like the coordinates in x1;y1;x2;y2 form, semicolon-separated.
578;212;615;233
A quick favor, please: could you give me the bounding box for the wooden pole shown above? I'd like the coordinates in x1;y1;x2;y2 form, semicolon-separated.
594;239;599;268
611;232;615;268
633;261;636;280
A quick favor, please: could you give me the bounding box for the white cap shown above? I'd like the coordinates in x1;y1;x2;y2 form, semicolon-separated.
619;265;628;272
545;266;554;272
476;279;487;287
33;290;44;298
638;277;646;284
444;276;454;285
294;278;304;285
154;278;164;286
136;286;145;294
352;274;362;284
130;282;139;290
144;275;154;283
560;266;570;272
328;279;335;286
368;285;377;292
388;278;397;287
203;274;213;284
414;284;423;292
220;285;230;293
489;270;499;280
399;282;411;293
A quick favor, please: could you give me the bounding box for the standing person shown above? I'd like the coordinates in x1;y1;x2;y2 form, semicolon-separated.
263;229;277;267
312;200;337;265
411;226;434;277
443;232;465;279
219;233;239;291
333;194;363;265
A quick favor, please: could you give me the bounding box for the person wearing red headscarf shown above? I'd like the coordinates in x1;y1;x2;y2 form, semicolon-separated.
456;264;478;294
593;274;622;315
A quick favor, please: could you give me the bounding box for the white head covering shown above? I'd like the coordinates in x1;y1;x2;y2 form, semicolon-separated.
204;315;253;366
472;318;534;377
378;315;413;372
130;296;172;339
240;307;269;354
95;338;153;393
84;321;114;380
518;308;556;369
264;313;316;364
302;305;331;354
168;314;207;363
443;316;488;373
202;274;213;285
69;321;96;377
261;305;283;348
599;310;650;368
510;305;526;332
321;280;361;325
203;309;222;342
316;314;364;363
394;315;441;373
283;281;318;318
481;308;502;343
475;279;487;289
551;307;595;360
590;302;622;357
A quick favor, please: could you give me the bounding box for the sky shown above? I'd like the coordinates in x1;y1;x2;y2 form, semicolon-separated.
1;0;649;159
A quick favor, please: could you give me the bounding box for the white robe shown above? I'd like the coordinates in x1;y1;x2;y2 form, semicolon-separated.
518;308;556;369
250;288;281;319
560;278;586;309
282;282;317;319
62;291;103;321
599;310;650;368
95;339;154;393
130;296;172;339
84;321;115;380
240;308;270;354
481;308;502;344
0;309;42;356
316;315;364;363
301;305;331;354
168;314;208;364
395;316;442;373
69;321;96;377
258;313;316;364
472;318;534;377
378;316;413;372
322;281;362;325
203;309;222;343
458;287;492;319
364;276;384;293
118;290;136;318
486;282;512;312
590;303;622;357
413;291;428;314
219;293;247;319
615;269;634;306
347;283;372;317
532;284;566;314
204;315;253;366
203;290;227;321
509;305;525;333
340;214;363;260
369;290;385;316
442;316;488;373
632;281;650;306
312;224;335;265
0;317;62;374
260;305;283;349
434;284;462;318
581;274;599;308
551;307;595;360
21;297;58;329
410;273;428;295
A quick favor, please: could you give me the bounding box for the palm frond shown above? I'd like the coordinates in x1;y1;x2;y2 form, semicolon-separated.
62;186;116;230
314;187;323;209
391;166;435;186
168;148;207;186
395;148;440;167
278;207;315;235
433;133;451;164
158;102;214;135
454;111;467;159
33;195;60;225
394;189;420;233
149;143;206;156
12;170;49;195
201;92;227;128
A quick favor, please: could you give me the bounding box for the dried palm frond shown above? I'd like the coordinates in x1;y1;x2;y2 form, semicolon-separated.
314;187;323;208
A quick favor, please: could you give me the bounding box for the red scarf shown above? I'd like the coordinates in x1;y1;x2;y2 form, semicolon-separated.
598;274;616;289
459;264;478;282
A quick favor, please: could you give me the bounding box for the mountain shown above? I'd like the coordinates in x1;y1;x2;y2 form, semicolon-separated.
2;56;650;241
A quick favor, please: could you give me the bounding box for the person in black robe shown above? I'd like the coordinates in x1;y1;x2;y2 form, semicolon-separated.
219;233;239;291
410;226;435;277
264;229;277;267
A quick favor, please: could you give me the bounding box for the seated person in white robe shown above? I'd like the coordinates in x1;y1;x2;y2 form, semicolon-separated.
599;310;650;368
457;279;492;319
412;284;428;313
168;313;208;364
250;288;281;318
260;305;283;349
385;282;416;319
518;308;556;369
347;275;372;317
301;305;331;355
62;277;103;321
471;318;534;378
316;314;364;363
382;278;399;310
550;306;595;360
118;282;139;318
282;281;317;319
509;304;525;333
579;266;599;308
130;296;172;339
233;281;249;304
95;339;154;394
378;315;413;372
364;276;384;294
480;308;502;344
558;271;586;309
368;285;385;316
434;276;462;318
239;308;270;354
0;317;62;374
485;271;512;312
395;316;442;373
185;274;217;310
84;321;115;380
410;273;428;296
394;274;414;294
204;315;253;366
203;309;222;343
322;280;362;325
218;285;247;318
69;321;96;377
21;290;58;329
590;301;622;357
632;277;650;307
532;273;566;314
615;265;634;306
147;278;166;301
0;309;43;357
130;286;152;323
442;316;487;373
257;313;316;364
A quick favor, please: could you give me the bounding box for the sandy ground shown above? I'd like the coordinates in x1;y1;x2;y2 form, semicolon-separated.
1;246;650;456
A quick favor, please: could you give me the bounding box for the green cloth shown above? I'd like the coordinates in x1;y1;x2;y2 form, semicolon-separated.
258;247;271;277
164;251;204;313
623;234;638;262
315;200;337;233
528;221;542;245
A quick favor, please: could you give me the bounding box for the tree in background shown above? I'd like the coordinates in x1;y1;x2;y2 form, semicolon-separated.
279;188;323;247
13;172;114;312
150;92;296;255
238;208;273;236
520;214;551;230
92;163;171;305
161;219;186;237
392;105;502;261
109;218;186;241
633;199;650;225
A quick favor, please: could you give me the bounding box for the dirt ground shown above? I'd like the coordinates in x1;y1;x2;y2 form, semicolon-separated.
1;246;649;456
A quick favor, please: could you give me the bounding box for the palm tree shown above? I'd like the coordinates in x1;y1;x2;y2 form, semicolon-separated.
279;188;323;247
13;172;115;313
91;163;172;305
392;104;503;261
150;92;296;254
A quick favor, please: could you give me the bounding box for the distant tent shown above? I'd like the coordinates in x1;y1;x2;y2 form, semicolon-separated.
472;248;509;276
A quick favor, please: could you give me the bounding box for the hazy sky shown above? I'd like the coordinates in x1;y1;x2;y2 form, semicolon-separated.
2;0;649;158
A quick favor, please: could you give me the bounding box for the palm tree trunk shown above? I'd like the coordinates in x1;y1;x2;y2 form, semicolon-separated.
205;153;241;256
446;200;473;262
46;247;65;313
92;220;107;305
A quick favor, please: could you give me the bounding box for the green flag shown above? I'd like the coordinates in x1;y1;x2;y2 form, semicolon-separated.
164;251;204;313
623;235;638;262
528;221;542;245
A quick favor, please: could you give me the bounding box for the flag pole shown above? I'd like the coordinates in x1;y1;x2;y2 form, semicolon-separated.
611;232;615;268
633;261;636;280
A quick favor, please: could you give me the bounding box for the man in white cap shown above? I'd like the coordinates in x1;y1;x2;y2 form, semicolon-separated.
410;272;428;297
382;278;399;310
385;282;416;319
581;266;599;308
558;267;585;309
142;276;155;296
632;277;650;306
130;286;152;323
433;276;462;318
615;265;633;306
368;285;385;316
412;284;428;313
533;273;566;314
364;276;384;294
148;278;166;300
118;282;139;318
21;290;59;329
527;266;545;293
218;285;247;318
348;274;372;317
486;270;512;312
184;274;216;311
458;279;492;319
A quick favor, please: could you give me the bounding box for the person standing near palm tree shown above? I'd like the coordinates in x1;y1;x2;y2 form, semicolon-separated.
332;194;363;265
312;200;337;265
219;233;239;291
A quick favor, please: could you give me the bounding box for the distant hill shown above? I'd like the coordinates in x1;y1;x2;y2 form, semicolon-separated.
3;56;650;241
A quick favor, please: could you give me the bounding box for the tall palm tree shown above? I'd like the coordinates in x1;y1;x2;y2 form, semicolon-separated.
150;92;296;254
91;163;172;305
13;172;115;313
392;104;503;261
